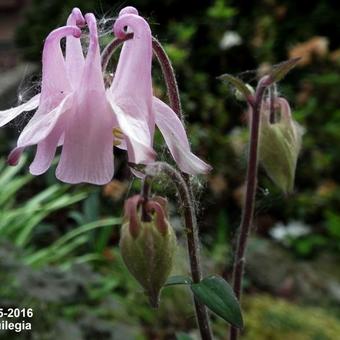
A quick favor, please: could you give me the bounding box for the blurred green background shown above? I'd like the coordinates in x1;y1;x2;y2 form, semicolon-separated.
0;0;340;339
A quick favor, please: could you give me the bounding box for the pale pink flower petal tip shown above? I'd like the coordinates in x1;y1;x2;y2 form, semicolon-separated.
108;7;212;175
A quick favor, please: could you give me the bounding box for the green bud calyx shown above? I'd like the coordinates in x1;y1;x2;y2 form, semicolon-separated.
259;97;303;193
120;195;177;307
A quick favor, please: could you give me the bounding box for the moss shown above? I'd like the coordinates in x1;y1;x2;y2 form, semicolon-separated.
243;295;340;340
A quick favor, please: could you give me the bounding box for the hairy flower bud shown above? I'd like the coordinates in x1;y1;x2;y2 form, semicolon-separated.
120;195;177;307
235;84;255;101
259;97;303;193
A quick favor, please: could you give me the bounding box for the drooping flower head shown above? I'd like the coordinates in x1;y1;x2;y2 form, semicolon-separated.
0;9;116;185
107;7;211;175
6;14;84;170
0;8;85;130
0;6;210;185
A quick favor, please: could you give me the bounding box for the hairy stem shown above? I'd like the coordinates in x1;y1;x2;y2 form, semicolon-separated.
101;33;133;72
101;35;184;122
269;85;276;124
141;175;152;222
229;79;269;340
102;31;212;340
151;37;183;122
145;163;212;340
151;39;213;340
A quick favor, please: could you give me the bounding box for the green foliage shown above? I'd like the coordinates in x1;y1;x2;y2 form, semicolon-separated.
176;332;194;340
243;295;340;340
0;156;123;268
166;274;243;328
165;275;192;286
26;217;121;267
0;157;87;247
191;275;243;328
207;0;238;20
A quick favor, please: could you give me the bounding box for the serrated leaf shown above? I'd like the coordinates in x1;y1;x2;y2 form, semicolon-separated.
191;275;243;328
218;73;253;99
164;275;192;286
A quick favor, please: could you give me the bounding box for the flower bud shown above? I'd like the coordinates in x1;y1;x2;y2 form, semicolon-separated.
235;84;255;101
259;97;303;193
120;195;177;307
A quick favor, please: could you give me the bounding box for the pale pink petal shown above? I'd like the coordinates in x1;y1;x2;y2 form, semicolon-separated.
7;95;72;168
153;97;212;174
277;97;292;122
56;14;114;185
115;139;127;150
39;26;80;112
0;94;40;127
66;8;85;88
29;113;69;175
118;6;138;16
1;22;77;130
108;96;156;164
16;94;73;148
111;13;154;134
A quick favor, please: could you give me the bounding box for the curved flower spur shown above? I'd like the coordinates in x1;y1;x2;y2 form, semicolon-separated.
107;7;212;175
0;9;84;165
0;9;116;185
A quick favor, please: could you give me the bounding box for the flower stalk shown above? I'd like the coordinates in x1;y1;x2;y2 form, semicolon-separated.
101;33;133;72
141;175;152;222
144;162;213;340
102;35;183;122
149;39;213;339
229;76;271;340
101;29;213;339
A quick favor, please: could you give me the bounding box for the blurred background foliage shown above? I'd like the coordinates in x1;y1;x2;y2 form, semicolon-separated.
0;0;340;339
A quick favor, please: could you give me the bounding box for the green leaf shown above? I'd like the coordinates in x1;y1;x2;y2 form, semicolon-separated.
164;275;192;286
176;332;194;340
190;275;243;328
53;217;121;249
218;73;253;100
270;58;301;82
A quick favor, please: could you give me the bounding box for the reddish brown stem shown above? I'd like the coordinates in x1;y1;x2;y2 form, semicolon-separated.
229;78;269;340
102;32;212;340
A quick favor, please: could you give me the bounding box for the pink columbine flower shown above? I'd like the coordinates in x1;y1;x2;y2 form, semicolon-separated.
0;8;84;164
0;6;210;185
0;9;115;185
106;7;211;175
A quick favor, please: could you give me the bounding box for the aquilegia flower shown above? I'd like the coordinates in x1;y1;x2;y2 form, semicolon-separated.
0;9;115;185
0;8;85;167
106;7;211;175
0;7;210;185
